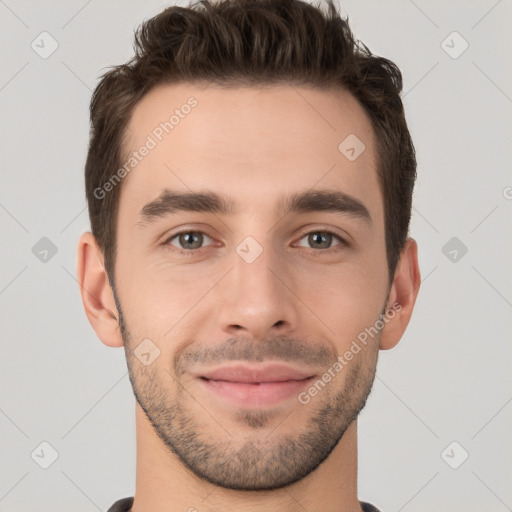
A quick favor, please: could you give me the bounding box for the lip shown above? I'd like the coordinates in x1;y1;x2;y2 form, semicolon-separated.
198;363;314;383
195;363;316;408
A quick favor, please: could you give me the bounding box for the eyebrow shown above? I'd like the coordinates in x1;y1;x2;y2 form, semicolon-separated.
137;188;372;227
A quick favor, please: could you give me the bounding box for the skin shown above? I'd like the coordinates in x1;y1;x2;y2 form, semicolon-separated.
77;82;420;512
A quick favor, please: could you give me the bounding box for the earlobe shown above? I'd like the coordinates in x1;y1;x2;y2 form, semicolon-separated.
379;237;421;350
76;231;124;348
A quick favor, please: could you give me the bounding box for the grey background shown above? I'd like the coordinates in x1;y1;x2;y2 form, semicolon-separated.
1;0;511;511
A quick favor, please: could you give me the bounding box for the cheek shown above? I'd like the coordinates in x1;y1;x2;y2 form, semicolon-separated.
295;263;387;343
116;257;220;340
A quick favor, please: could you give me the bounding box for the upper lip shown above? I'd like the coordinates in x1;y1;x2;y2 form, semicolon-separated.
197;363;316;383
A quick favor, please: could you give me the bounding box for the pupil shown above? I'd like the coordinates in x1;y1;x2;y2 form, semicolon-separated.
182;232;200;248
311;232;329;248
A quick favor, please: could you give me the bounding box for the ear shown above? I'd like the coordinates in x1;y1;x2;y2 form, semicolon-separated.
76;231;124;348
379;237;421;350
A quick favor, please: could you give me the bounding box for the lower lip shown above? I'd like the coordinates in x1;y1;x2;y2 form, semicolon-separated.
199;377;315;407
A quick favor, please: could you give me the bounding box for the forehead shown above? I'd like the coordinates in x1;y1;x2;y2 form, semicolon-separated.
119;82;382;224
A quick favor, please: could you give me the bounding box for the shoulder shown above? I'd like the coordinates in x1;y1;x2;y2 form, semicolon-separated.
360;501;383;512
107;497;134;512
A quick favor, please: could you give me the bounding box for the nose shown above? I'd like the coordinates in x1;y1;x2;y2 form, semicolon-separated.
216;242;299;341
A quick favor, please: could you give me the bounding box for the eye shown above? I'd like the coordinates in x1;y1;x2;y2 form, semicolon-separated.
295;230;347;254
162;228;348;257
164;230;214;253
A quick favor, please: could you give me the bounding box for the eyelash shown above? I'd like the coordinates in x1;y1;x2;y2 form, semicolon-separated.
162;228;348;257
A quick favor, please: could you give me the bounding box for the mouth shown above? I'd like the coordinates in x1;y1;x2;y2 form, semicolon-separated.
194;363;317;407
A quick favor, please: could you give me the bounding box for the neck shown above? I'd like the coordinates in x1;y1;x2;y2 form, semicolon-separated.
131;404;363;512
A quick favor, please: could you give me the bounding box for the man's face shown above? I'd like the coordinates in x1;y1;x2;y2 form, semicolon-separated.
113;83;389;490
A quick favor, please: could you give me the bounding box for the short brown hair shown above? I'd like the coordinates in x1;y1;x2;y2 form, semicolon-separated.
85;0;416;289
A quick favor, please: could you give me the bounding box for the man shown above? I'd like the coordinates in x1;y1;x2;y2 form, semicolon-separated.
76;0;421;510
